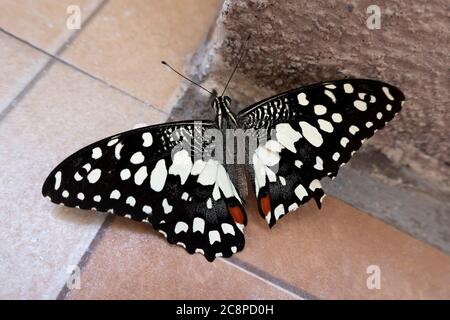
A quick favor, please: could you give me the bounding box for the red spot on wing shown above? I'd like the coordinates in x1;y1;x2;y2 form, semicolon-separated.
260;194;271;216
228;205;244;224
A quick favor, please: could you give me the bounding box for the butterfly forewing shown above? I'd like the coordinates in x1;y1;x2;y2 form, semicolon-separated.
42;120;247;261
237;79;405;227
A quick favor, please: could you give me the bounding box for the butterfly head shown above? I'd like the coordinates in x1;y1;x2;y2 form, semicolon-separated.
212;95;231;110
212;96;236;128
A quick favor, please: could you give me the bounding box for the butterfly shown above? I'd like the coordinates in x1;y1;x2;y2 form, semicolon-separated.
42;34;404;261
42;71;404;262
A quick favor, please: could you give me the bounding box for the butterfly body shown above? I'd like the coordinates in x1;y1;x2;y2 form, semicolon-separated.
43;79;405;261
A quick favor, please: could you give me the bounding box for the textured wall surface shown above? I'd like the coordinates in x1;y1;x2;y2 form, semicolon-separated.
194;0;449;190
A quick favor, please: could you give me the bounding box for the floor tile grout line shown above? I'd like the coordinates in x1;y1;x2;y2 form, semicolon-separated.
0;26;169;119
221;257;318;300
0;26;168;118
0;0;168;123
56;215;114;300
57;215;316;300
0;0;108;122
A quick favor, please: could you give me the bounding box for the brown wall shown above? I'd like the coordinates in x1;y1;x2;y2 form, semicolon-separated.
198;0;449;190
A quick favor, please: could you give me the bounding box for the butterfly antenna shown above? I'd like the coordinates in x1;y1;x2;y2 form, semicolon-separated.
161;61;215;96
221;34;251;96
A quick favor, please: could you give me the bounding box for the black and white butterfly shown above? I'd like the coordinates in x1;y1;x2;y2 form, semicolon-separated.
42;75;404;261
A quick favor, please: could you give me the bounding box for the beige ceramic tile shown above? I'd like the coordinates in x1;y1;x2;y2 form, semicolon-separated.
0;0;102;53
237;195;450;299
62;0;221;111
67;217;296;300
0;62;166;299
0;33;49;112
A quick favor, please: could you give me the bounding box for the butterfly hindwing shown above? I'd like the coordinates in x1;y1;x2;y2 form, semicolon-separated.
238;79;405;227
42;121;246;261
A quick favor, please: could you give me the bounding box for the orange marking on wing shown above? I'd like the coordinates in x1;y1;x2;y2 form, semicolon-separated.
260;194;271;216
228;205;244;224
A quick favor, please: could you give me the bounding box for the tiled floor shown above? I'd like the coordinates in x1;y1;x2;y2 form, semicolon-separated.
0;0;449;300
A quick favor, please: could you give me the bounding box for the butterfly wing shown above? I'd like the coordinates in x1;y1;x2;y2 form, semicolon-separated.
237;79;405;227
42;120;247;261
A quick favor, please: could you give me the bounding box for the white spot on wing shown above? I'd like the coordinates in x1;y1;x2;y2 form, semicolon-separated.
275;123;302;153
191;159;206;175
142;132;153;147
82;163;91;172
353;100;367;111
177;242;186;248
344;83;354;93
126;196;136;207
256;146;280;167
158;230;167;238
92;147;102;159
134;166;148;185
87;169;101;183
324;90;336;103
169;150;192;185
349;125;359;135
107;138;118;146
193;217;205;233
77;192;85;200
93;195;101;202
252;154;266;195
297;92;309;106
74;172;83;181
299;121;323;147
175;221;188;234
332;152;340;161
206;198;212;209
162;198;172;214
340;137;350;147
62;190;69;198
318;119;334;133
382;86;395;100
143;205;152;214
212;183;221;201
114;142;124;160
309;179;322;191
120;169;131;180
265;140;283;153
265;211;272;225
295;184;308;201
209;230;221;245
150;159;167;192
274;204;285;220
54;171;61;190
314;104;327;115
331;113;342;123
130;152;145;164
221;223;235;236
110;190;121;199
314;156;324;170
198;159;218;186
